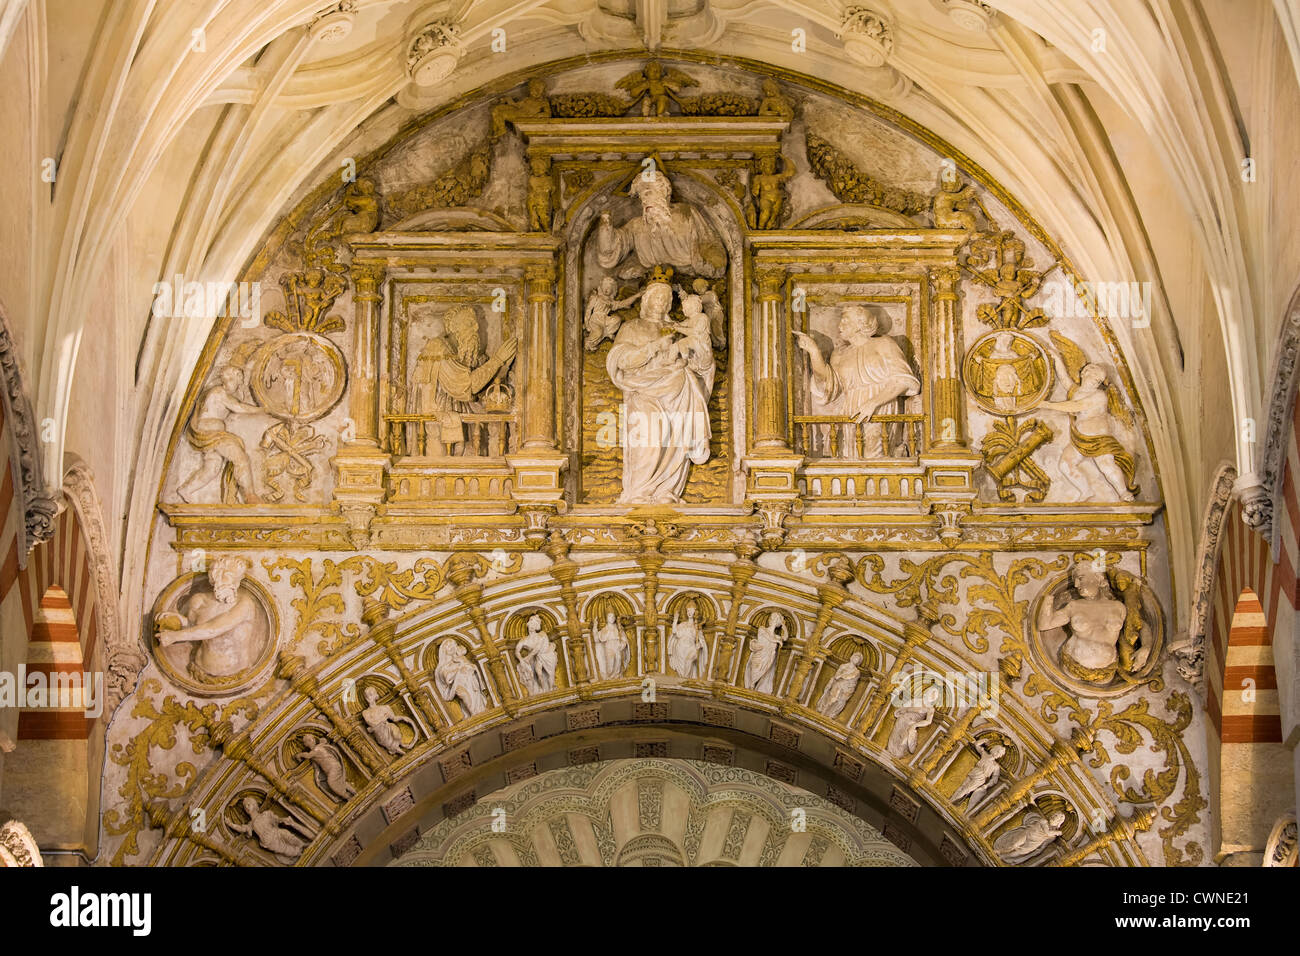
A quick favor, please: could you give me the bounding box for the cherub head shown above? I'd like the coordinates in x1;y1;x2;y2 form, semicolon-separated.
1080;363;1107;389
526;78;547;98
645;61;663;80
598;276;618;298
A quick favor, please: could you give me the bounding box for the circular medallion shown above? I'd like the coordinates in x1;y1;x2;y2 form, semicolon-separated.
963;328;1052;416
149;561;279;698
1028;563;1164;697
249;331;346;423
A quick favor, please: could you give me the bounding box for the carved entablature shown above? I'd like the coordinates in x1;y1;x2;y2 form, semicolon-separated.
122;58;1195;871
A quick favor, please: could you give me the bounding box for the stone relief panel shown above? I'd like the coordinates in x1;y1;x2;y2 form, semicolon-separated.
112;55;1191;871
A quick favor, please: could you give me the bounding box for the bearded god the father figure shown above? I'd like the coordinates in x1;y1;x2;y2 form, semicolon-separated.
594;169;726;279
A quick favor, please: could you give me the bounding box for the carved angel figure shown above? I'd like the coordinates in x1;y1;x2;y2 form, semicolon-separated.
950;738;1006;810
583;276;642;350
491;77;551;138
296;733;355;801
434;639;489;716
230;796;313;861
593;611;631;680
615;60;697;116
815;651;863;719
932;170;989;232
1041;332;1139;501
360;686;417;755
993;810;1066;864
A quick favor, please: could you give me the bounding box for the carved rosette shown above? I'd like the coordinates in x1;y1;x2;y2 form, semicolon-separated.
838;7;894;68
406;21;463;87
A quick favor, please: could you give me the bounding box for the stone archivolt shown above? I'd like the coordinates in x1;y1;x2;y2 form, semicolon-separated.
113;57;1192;868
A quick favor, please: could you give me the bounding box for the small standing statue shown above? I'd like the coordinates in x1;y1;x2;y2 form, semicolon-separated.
744;612;786;694
950;738;1006;810
526;155;553;232
360;686;417;755
583;277;642;351
592;610;631;680
434;638;489;717
296;733;356;801
515;613;558;695
752;154;794;229
815;652;864;719
667;601;709;679
229;796;313;861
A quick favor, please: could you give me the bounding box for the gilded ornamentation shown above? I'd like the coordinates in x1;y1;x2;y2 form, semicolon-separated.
805;133;928;215
383;142;491;222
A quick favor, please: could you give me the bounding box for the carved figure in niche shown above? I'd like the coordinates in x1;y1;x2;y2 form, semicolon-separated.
756;78;794;122
615;60;697;116
744;612;786;694
594;169;726;278
155;556;264;681
606;273;715;503
526;155;553;232
667;601;709;679
932;169;989;232
752;154;794;230
230;796;312;860
993;809;1066;864
177;367;263;504
515;613;558;695
886;683;940;758
491;78;551;139
1042;334;1138;501
690;278;726;347
583;277;642;351
950;738;1005;809
434;639;488;716
1038;563;1143;685
793;305;920;457
296;733;355;800
411;305;517;455
361;687;416;754
593;611;631;680
815;652;863;719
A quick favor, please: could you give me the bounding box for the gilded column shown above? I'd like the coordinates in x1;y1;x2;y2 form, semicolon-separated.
522;262;557;450
929;265;966;451
754;269;791;450
349;262;385;447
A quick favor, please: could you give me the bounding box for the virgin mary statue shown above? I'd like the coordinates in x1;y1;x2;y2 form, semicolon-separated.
605;273;715;503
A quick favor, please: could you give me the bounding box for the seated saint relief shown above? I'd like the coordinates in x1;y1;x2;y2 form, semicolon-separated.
793;305;921;458
410;305;517;456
